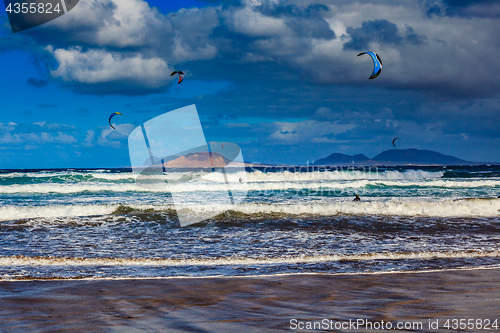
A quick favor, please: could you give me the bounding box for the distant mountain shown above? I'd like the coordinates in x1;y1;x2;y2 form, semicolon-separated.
314;153;370;165
165;152;230;168
372;149;468;165
313;148;477;166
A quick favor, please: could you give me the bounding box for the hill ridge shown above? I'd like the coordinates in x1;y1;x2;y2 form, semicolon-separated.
313;148;478;166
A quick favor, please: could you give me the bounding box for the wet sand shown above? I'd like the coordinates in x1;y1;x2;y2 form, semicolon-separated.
0;268;499;332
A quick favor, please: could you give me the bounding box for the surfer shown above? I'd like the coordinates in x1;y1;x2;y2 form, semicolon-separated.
353;194;361;201
239;178;243;183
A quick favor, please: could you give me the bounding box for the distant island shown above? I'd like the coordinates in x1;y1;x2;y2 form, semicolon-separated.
313;148;491;166
141;152;249;170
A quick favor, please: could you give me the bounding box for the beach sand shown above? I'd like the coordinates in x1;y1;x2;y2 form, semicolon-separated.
0;268;499;332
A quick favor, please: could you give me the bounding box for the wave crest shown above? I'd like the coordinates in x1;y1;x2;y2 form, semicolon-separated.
1;250;499;267
2;198;500;221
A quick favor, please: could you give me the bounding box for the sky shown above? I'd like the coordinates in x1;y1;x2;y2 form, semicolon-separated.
0;0;499;168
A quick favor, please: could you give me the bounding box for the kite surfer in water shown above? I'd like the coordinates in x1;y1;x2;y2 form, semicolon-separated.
353;194;361;201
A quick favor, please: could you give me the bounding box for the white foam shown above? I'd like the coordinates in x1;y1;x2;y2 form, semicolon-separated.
2;168;499;196
376;179;500;188
230;199;500;217
2;177;499;195
2;197;500;221
1;250;499;267
0;171;136;180
0;169;443;182
0;204;122;221
0;183;141;194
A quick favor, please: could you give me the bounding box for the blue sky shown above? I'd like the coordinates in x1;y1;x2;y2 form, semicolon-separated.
0;0;499;168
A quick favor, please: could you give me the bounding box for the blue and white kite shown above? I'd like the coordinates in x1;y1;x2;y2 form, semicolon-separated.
357;51;382;79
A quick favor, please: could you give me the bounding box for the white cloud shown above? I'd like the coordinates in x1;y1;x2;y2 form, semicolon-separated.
172;36;217;62
82;129;95;147
46;0;167;48
0;132;77;145
98;123;136;148
226;7;289;37
0;122;18;132
0;122;78;146
43;0;220;62
47;46;171;86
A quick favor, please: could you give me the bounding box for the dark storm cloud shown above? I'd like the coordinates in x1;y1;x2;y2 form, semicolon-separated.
254;2;335;39
420;0;500;18
418;98;500;139
343;19;426;51
344;19;402;50
404;26;427;46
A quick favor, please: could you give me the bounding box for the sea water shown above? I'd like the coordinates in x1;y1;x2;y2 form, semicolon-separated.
0;165;499;279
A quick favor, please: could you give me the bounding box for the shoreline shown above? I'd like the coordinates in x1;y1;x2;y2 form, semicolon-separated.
1;267;499;332
1;264;500;282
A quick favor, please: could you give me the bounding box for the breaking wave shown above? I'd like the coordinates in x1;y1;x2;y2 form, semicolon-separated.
2;197;500;221
2;250;499;267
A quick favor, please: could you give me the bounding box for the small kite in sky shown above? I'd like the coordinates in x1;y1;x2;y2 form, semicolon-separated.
170;71;185;84
109;112;122;130
357;51;382;79
392;137;399;147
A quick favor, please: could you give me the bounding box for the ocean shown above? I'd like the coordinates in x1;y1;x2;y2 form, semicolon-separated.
1;165;500;280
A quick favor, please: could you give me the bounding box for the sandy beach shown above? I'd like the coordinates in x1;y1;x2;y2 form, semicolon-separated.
0;268;498;332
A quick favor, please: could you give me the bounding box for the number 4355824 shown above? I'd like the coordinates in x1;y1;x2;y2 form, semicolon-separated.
5;3;61;14
444;319;498;330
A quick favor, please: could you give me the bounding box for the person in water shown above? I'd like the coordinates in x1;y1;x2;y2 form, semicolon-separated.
353;194;361;201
